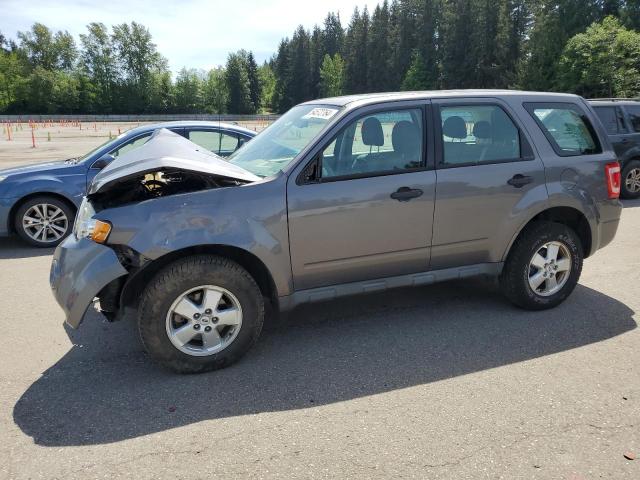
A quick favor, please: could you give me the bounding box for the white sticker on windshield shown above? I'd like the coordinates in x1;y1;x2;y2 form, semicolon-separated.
302;107;339;120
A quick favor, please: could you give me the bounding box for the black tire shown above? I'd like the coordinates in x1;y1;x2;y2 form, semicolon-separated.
138;255;264;373
14;195;75;247
500;221;583;310
621;159;640;199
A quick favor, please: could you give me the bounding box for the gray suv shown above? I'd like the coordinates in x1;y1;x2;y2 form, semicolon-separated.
50;90;623;373
590;99;640;198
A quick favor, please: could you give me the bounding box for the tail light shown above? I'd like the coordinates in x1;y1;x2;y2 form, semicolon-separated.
605;162;621;199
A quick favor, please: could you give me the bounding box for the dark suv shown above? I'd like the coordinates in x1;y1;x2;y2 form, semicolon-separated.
590;99;640;198
50;90;622;373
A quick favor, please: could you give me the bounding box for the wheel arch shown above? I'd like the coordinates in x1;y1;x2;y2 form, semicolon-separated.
8;192;78;234
119;244;279;312
503;206;592;262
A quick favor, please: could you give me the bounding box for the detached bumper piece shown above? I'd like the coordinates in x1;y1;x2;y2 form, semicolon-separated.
50;236;128;328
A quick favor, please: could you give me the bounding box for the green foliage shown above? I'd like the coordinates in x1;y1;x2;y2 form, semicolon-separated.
258;63;276;112
225;51;254;114
2;2;640;115
401;50;430;90
319;54;345;97
558;16;640;98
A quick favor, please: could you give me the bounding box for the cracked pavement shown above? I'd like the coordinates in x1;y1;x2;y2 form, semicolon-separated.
1;200;639;479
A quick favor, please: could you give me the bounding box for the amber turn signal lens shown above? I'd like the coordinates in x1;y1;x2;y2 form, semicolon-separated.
91;220;112;243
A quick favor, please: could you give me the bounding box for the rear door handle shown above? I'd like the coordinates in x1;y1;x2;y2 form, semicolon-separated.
390;187;423;202
507;174;533;188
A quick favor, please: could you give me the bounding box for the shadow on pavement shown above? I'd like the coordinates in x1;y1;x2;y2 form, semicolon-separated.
622;198;640;209
0;237;54;259
14;279;636;446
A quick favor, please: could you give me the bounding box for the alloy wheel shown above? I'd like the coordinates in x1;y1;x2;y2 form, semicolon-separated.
625;167;640;193
21;203;69;243
528;241;572;297
165;285;243;356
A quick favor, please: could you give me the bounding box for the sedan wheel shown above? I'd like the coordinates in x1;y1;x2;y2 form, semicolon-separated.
22;203;69;244
14;196;74;247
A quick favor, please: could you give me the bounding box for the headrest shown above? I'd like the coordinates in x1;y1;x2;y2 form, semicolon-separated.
361;117;384;147
392;121;421;156
491;109;518;143
472;121;492;139
442;116;467;139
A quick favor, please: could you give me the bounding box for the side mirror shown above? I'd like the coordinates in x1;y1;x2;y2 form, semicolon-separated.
91;153;114;170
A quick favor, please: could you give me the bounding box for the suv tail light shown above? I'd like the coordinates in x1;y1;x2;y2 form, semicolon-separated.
605;162;621;199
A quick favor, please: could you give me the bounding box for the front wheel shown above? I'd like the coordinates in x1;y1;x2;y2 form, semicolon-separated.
138;255;264;373
500;221;583;310
14;196;74;247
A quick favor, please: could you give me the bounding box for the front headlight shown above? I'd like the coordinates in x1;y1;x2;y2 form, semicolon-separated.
74;198;112;243
0;175;8;182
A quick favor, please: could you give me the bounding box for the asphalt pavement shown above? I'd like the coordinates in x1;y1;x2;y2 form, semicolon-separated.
1;201;639;479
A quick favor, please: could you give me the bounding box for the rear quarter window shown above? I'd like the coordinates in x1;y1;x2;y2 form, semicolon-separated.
524;102;602;157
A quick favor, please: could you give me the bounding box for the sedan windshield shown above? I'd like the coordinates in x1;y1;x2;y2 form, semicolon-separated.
228;104;341;177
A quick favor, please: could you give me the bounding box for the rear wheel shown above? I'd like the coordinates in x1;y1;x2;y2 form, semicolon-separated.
500;221;583;310
138;255;264;373
621;160;640;199
14;196;74;247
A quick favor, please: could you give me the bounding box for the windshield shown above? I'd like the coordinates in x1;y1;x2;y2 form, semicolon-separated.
228;104;341;177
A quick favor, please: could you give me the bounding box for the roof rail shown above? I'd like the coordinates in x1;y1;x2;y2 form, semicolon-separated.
589;97;640;102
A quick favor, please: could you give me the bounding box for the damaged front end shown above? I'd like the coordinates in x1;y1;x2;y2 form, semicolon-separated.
51;128;260;328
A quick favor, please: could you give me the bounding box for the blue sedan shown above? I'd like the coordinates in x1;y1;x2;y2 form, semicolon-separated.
0;121;256;247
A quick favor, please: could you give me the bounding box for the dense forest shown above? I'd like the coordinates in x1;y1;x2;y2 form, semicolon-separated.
1;0;639;115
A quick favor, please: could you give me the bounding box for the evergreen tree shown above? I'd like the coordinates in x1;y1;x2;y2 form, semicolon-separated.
343;7;370;93
367;0;393;92
309;26;324;98
225;51;253;114
440;0;476;88
288;26;312;104
246;51;262;113
322;12;344;57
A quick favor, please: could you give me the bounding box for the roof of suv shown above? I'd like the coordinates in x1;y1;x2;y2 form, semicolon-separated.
303;89;584;108
589;99;640;107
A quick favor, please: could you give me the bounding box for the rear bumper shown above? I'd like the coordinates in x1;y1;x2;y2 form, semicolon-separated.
592;199;622;254
595;217;620;252
50;236;128;328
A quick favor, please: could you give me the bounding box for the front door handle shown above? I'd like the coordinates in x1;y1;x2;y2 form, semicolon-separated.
390;187;423;202
507;174;533;188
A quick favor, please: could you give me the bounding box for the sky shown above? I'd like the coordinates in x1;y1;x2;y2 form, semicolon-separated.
2;0;380;73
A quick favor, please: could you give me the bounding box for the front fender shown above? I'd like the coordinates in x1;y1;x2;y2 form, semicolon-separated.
4;175;85;207
97;176;294;296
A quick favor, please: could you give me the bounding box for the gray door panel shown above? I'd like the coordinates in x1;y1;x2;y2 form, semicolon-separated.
430;99;548;270
287;171;436;290
430;160;547;269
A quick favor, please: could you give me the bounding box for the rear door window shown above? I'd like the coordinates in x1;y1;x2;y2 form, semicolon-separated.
525;103;602;156
626;105;640;133
188;129;241;157
439;105;521;166
593;106;625;135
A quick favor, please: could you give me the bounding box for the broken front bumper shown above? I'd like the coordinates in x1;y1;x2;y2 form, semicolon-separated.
50;236;128;328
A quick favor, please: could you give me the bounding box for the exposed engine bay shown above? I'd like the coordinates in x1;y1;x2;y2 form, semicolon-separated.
88;168;247;210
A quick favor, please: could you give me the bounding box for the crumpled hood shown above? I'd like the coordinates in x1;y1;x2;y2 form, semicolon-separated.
88;128;260;195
